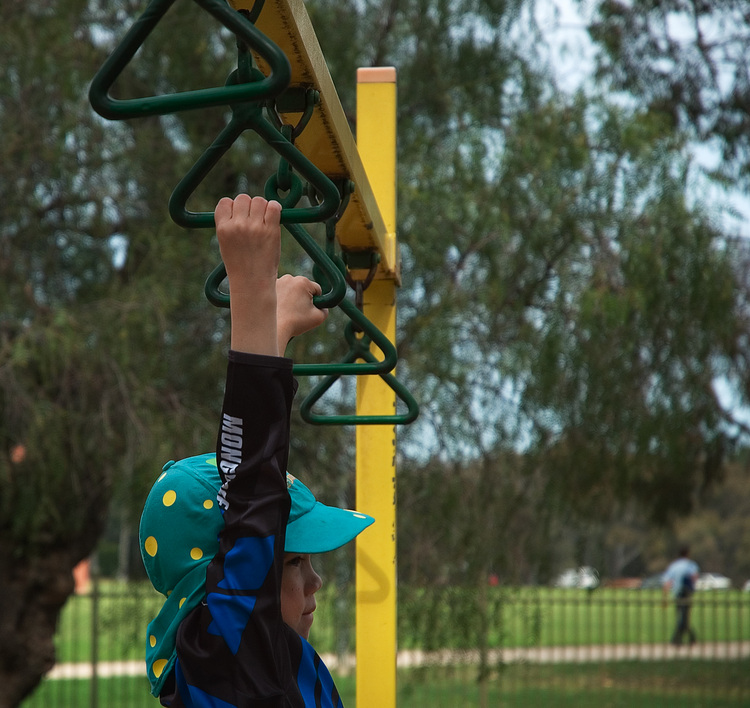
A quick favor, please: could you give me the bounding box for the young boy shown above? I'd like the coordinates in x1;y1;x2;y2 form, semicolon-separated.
139;195;374;706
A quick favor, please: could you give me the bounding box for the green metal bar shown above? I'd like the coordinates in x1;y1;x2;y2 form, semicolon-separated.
292;298;397;376
301;375;419;425
284;223;347;309
88;0;290;120
253;110;342;224
298;323;420;425
168;95;340;227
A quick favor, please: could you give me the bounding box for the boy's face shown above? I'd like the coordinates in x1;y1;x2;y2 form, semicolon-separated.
281;553;322;639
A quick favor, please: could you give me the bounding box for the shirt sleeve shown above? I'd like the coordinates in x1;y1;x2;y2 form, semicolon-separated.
663;562;676;585
171;351;304;707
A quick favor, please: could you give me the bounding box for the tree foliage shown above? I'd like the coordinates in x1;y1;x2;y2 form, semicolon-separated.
2;1;253;702
588;0;750;186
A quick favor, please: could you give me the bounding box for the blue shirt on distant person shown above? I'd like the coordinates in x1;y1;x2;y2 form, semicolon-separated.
663;557;699;598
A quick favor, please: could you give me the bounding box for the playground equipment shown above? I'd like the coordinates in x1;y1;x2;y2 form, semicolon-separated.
89;0;417;425
90;1;416;705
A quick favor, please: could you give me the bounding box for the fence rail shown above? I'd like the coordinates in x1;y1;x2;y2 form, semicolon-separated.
21;581;750;707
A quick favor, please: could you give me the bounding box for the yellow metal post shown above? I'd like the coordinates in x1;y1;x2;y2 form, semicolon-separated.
355;67;398;708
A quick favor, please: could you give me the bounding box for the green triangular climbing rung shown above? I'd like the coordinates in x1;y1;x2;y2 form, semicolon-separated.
298;322;419;426
88;0;290;120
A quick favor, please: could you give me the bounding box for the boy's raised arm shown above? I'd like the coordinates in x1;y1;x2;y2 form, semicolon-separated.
215;195;329;356
215;194;281;356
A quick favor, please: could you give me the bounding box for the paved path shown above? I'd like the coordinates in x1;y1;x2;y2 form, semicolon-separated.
46;641;750;679
392;640;750;668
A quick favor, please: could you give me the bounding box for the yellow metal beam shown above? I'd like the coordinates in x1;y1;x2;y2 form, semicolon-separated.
355;67;398;708
228;0;399;281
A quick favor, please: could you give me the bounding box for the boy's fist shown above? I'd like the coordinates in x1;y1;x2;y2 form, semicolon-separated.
215;196;282;291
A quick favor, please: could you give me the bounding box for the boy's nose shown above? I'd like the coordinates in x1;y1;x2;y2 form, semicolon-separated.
308;569;322;594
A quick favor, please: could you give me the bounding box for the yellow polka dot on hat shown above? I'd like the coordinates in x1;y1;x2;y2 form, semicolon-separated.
140;455;223;596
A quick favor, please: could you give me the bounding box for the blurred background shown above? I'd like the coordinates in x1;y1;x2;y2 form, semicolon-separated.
3;0;750;705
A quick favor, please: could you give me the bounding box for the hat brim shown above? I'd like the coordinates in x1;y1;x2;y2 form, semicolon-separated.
284;501;374;554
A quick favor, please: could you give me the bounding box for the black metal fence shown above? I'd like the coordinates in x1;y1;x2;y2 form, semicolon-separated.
21;581;750;707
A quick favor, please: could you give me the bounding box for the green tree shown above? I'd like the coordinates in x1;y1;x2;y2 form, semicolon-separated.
310;0;750;593
382;13;750;522
0;1;264;702
587;0;750;186
671;457;750;583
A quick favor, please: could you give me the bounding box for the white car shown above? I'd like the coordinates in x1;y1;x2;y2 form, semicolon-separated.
695;573;731;591
553;566;600;589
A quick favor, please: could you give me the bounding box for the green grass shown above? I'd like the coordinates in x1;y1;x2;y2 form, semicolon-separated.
22;676;154;708
22;661;750;707
51;582;750;662
54;581;163;663
398;660;750;708
27;581;750;707
395;586;750;651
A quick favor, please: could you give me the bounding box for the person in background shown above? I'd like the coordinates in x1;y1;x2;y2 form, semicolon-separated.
662;545;699;646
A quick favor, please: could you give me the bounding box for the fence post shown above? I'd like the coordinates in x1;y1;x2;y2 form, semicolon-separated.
90;561;99;708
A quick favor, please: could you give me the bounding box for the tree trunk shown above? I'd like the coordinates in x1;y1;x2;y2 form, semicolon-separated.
477;568;490;708
0;544;76;708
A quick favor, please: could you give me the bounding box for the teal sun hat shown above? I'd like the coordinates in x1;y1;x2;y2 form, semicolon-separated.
139;453;374;695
